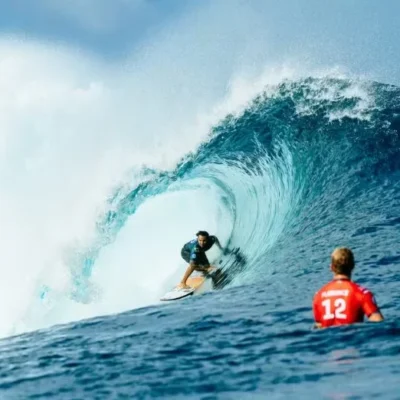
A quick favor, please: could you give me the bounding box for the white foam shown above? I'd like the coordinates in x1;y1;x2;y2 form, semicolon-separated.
0;36;231;337
0;0;374;338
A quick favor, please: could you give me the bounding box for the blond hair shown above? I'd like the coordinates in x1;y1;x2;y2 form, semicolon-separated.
331;247;355;275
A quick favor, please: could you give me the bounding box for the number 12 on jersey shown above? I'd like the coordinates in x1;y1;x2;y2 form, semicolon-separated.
322;298;347;320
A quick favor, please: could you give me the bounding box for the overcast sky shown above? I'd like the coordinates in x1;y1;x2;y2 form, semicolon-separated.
1;0;399;84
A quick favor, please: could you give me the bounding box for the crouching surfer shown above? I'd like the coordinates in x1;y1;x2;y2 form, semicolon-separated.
178;231;227;290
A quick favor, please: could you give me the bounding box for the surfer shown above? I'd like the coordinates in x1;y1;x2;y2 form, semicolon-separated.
178;231;225;289
313;247;384;329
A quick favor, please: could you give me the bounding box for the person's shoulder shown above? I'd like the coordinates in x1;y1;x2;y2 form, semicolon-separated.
351;281;380;309
187;239;198;250
350;281;373;296
314;281;334;298
352;282;375;301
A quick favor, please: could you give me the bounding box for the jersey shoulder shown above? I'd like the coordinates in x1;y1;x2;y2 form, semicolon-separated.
314;280;373;299
314;281;335;297
349;281;369;292
184;239;197;247
348;281;374;298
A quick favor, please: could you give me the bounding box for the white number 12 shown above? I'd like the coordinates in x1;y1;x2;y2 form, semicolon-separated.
322;298;347;320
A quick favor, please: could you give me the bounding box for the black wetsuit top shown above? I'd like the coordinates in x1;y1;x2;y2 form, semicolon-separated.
181;236;218;265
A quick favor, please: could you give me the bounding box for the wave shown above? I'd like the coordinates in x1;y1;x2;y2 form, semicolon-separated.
9;76;400;337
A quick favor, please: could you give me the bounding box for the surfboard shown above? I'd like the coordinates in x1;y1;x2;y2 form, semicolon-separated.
160;286;195;301
160;276;206;301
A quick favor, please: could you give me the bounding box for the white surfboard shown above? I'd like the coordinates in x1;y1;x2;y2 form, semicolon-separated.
160;286;195;301
160;274;208;302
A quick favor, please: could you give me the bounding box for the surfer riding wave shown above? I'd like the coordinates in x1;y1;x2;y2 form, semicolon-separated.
178;231;246;290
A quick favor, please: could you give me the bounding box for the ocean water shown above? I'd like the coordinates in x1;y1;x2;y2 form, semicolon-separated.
1;2;400;400
1;76;399;399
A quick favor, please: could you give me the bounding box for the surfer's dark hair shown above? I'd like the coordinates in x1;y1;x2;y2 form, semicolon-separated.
196;231;209;237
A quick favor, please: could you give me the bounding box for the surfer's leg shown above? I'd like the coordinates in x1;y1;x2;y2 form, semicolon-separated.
178;263;195;289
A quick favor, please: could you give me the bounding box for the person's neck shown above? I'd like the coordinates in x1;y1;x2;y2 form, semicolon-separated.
333;274;351;280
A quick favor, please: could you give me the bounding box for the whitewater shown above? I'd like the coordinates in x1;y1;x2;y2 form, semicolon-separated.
0;26;324;338
0;1;400;398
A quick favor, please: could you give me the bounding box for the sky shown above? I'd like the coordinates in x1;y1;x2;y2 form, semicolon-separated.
0;0;194;58
0;0;400;84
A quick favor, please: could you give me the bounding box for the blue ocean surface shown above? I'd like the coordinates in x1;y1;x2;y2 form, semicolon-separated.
0;77;399;399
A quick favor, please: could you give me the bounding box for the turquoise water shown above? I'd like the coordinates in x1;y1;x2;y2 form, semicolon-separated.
1;77;399;399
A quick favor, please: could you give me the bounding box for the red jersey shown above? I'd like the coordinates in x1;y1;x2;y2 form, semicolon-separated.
313;278;380;328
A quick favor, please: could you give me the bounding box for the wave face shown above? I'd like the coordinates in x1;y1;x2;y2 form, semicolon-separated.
1;76;400;398
22;75;397;317
100;75;400;279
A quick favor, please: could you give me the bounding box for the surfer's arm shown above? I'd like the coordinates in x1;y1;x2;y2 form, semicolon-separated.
213;236;223;250
180;262;196;285
312;296;323;329
363;292;384;322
